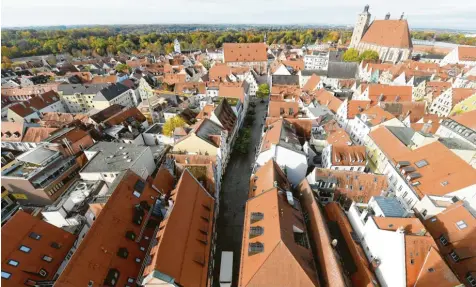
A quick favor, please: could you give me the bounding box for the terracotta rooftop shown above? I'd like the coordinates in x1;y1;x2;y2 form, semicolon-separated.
314;168;388;204
171;154;217;197
297;179;346;287
330;145;367;166
392;141;476;198
312;89;343;114
326;128;352;146
302;74;321;92
457;46;476;61
142;169;215;287
208;64;232;81
346;100;371;119
410;114;443;135
90;75;117;84
55;171;159;287
103;107;146;126
174;82;206;95
424;201;476;285
359;105;395;126
373;217;428;235
196;104;215;120
451;88;476;106
325;203;378;287
239;186;319;287
413;247;461;287
163;73;186;85
1;211;77;287
425;82;452;101
268;101;300;118
249;160;290;198
1;122;24;142
283;59;304;71
451;109;476;130
40;112;90;127
152;166;175;196
368;126;411;159
22;127;57;143
380;101;426;123
360;19;412;49
218;85;245;102
366;84;413;104
223;43;268;63
1;83;60;97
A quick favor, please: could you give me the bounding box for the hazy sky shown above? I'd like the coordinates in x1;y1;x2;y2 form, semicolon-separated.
2;0;476;30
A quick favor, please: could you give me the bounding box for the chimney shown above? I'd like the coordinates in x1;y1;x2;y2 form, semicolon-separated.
385;13;390;20
400;12;405;20
397;226;405;234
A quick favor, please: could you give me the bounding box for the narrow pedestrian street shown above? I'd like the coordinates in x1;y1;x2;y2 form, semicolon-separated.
212;99;267;287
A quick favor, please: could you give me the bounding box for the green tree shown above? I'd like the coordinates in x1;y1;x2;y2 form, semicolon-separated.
342;48;360;62
115;63;131;73
163;116;186;137
359;50;379;61
256;84;270;102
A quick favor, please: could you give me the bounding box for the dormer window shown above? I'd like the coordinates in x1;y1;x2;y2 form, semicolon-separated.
104;268;120;286
249;226;264;238
248;242;264;255
439;235;449;246
250;212;264;223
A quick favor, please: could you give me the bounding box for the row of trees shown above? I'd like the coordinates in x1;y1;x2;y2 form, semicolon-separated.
342;48;379;62
1;27;352;60
411;31;476;46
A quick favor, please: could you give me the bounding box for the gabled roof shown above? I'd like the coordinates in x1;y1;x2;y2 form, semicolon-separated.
249;160;290;198
143;169;214;287
302;74;321;92
103;107;146;126
1;122;25;142
312;90;343;113
314;168;388;204
194;118;225;147
451;88;476;106
367;84;413;104
58;83;110;95
22;127;57;143
1;211;77;286
413;247;461;287
392;141;476;197
239;188;319;287
359;105;395;126
213;98;237;132
152;166;175;196
223;43;267;63
451;109;476;130
90;104;125;124
360;19;412;48
95;82;131;101
423;201;476;284
457;46;476;61
327;62;358;79
272;75;300;86
330;145;366;166
55;171;158;287
268;101;299;118
218;85;245;102
380;101;426;123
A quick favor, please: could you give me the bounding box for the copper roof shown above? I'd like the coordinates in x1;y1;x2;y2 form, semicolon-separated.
360;20;412;48
239;186;319;287
223;43;267;63
55;171;158;287
1;211;77;287
142;169;215;287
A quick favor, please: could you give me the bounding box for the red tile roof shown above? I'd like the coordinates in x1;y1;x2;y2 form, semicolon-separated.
55;171;159;287
223;43;268;63
1;211;77;287
142;169;215;287
360;20;412;49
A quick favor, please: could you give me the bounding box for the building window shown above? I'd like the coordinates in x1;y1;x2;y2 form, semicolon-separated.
42;255;53;262
7;260;19;267
1;271;11;279
449;250;460;262
127;278;134;283
135;258;141;263
439;235;449;246
51;242;61;249
456;220;468;230
29;232;41;240
19;245;31;253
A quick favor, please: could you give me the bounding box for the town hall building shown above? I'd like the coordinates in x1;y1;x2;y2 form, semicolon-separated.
350;5;413;64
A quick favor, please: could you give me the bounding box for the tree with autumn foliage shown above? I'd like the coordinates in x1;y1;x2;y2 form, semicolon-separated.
163;116;186;137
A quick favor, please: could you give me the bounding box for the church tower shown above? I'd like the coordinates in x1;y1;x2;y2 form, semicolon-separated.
350;5;371;48
173;38;181;54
